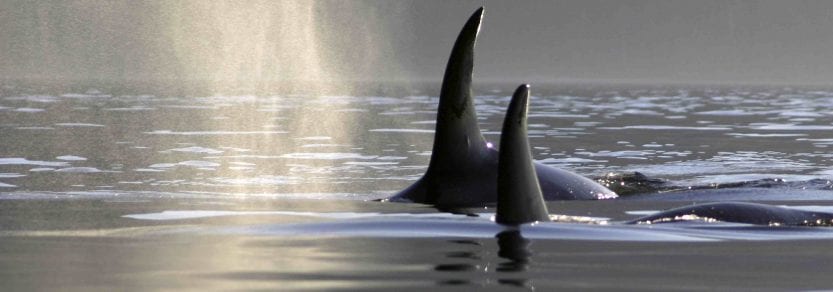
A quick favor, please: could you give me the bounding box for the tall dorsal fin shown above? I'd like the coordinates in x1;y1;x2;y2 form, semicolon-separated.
428;7;487;172
496;84;551;225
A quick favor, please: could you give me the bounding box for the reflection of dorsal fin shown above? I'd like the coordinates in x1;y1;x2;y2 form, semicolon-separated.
496;84;551;225
428;7;487;173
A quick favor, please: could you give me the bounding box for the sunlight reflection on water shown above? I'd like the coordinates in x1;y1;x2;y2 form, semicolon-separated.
3;83;833;198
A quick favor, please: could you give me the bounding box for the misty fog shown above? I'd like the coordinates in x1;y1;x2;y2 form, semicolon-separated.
2;0;833;86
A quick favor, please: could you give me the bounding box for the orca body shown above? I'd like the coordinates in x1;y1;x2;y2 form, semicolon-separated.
389;8;616;208
628;202;833;226
492;84;833;227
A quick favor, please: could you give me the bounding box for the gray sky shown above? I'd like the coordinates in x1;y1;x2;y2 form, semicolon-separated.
3;0;833;85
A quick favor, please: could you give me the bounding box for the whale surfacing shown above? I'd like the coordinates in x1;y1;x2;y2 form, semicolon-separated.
491;85;833;227
389;8;616;208
628;202;833;226
496;85;550;224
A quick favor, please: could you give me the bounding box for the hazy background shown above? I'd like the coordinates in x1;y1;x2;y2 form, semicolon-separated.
2;0;833;87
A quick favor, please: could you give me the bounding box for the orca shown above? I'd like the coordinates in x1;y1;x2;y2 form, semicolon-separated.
627;202;833;226
493;84;833;227
389;7;616;208
496;85;550;224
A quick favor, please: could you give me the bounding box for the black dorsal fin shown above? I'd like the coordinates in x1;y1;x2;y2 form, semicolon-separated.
496;84;551;225
428;7;487;173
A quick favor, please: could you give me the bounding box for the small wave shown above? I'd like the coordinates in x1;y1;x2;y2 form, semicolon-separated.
750;123;833;131
56;155;88;161
146;160;221;170
54;167;105;173
55;123;106;127
60;92;110;99
295;136;332;141
696;109;765;116
527;113;591;118
727;133;807;138
343;162;399;166
148;163;177;169
369;129;434;134
219;147;252;152
779;111;824;118
123;210;464;221
134;168;166;172
229;162;256;166
620;109;663;116
575;150;655;158
15;108;45;113
164;146;224;154
178;161;221;168
145;130;288;135
209;176;301;186
0;158;69;167
0;173;25;178
162;105;219;110
104;107;155;111
377;156;408;160
280;153;377;160
599;125;732;131
539;157;608;164
4;95;58;103
301;144;350;148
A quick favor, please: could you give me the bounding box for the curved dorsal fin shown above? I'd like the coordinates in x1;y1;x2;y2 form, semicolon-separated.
428;7;488;173
496;84;551;225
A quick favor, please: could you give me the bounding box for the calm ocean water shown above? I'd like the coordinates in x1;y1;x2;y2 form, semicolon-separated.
4;81;833;198
4;81;833;290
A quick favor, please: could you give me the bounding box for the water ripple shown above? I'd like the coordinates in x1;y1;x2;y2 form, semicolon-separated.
164;147;225;154
146;130;288;135
280;153;378;160
0;158;69;167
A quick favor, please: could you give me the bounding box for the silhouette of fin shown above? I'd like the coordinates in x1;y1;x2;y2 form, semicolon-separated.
390;7;611;206
391;7;492;205
496;84;550;225
428;7;488;173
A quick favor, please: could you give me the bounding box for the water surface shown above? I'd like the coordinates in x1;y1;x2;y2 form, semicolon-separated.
4;81;833;290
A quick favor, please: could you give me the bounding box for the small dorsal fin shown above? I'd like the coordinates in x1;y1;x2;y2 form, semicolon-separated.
428;7;488;173
496;84;551;225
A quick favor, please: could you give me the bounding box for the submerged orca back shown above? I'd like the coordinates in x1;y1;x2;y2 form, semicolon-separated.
628;201;833;226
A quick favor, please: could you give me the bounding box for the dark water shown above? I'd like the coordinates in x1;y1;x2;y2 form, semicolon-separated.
4;81;833;290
